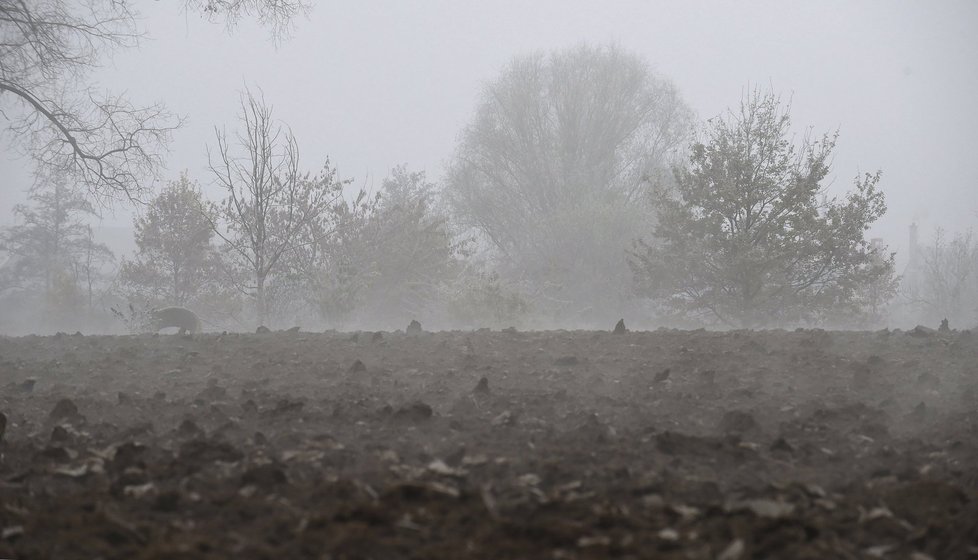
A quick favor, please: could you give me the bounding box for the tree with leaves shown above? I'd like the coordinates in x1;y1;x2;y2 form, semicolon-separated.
116;173;237;320
445;43;693;322
0;0;309;202
632;89;896;327
303;166;466;326
206;88;346;325
0;171;114;320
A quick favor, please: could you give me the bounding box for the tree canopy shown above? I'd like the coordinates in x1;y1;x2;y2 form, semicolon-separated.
632;89;896;327
446;43;693;322
117;174;235;316
304;166;466;327
0;170;113;316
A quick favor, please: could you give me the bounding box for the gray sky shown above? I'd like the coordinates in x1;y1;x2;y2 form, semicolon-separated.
2;0;977;263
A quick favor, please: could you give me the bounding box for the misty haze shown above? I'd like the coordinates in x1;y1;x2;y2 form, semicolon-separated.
0;1;976;558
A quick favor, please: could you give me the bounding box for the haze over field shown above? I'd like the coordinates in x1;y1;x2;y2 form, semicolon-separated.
2;1;976;255
2;5;978;557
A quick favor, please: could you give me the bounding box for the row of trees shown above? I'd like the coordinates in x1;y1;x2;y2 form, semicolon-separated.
112;145;473;330
445;47;901;328
5;40;969;331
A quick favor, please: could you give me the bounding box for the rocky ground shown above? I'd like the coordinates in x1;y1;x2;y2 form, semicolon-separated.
0;326;976;559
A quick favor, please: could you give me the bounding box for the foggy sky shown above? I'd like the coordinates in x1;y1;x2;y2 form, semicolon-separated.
1;0;976;265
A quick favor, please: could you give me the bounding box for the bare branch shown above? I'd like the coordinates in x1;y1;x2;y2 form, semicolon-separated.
206;87;345;325
2;0;310;205
183;0;311;44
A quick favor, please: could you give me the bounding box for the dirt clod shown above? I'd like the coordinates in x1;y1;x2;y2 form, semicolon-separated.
554;355;579;367
241;463;287;487
48;398;79;422
349;359;367;373
473;376;490;395
15;377;37;393
718;410;758;434
394;401;433;423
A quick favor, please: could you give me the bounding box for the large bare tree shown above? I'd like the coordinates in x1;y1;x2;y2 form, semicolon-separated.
904;228;978;327
206;88;345;325
185;0;310;43
0;0;309;203
445;44;693;323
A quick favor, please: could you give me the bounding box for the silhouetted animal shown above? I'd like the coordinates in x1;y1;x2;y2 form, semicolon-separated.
150;307;201;334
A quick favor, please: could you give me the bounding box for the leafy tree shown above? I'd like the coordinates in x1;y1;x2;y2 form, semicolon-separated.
116;174;238;319
0;171;114;319
632;89;896;327
444;268;530;329
445;43;693;322
304;166;466;327
0;0;308;201
206;88;346;325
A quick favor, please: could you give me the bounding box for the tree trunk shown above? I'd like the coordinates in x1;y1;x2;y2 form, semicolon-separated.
256;273;267;327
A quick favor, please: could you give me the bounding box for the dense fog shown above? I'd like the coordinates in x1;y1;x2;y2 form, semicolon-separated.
3;6;978;558
1;2;977;334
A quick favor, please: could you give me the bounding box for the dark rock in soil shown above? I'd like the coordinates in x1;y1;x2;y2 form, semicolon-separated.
394;401;433;423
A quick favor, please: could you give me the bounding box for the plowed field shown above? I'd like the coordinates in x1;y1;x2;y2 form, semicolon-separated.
1;327;976;559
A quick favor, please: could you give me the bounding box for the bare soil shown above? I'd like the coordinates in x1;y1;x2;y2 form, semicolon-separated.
0;327;976;559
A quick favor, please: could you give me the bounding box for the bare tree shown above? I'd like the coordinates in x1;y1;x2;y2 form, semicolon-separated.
77;224;112;310
185;0;311;43
206;88;345;325
904;229;978;326
0;0;309;203
445;43;693;322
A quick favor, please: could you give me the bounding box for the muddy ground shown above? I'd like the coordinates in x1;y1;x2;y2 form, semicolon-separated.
0;326;976;559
